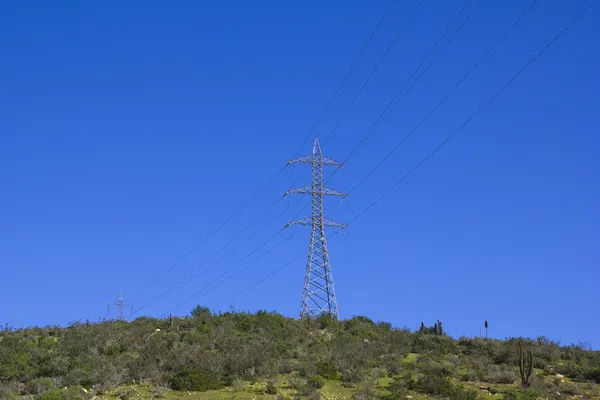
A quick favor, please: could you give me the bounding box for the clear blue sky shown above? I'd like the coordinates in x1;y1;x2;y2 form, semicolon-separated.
1;1;598;347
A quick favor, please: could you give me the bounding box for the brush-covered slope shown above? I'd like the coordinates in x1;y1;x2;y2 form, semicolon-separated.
1;307;599;400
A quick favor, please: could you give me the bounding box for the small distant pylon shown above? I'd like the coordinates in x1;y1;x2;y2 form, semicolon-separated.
284;138;346;319
112;293;128;321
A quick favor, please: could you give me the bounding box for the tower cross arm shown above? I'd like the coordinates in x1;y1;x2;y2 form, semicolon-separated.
286;156;345;167
286;217;345;229
287;156;313;165
284;186;347;197
321;156;344;167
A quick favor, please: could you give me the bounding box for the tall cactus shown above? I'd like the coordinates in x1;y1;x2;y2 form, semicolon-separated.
518;340;534;388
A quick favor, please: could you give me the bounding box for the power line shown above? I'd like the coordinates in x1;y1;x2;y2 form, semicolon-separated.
135;0;465;316
147;0;523;315
124;2;398;302
343;0;486;163
127;195;309;317
342;0;541;199
160;226;303;317
289;0;397;158
321;0;425;147
314;0;483;196
216;0;596;313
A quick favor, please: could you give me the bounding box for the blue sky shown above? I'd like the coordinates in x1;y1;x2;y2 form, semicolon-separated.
1;0;598;347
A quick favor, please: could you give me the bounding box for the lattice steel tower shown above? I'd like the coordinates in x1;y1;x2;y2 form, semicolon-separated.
285;138;346;319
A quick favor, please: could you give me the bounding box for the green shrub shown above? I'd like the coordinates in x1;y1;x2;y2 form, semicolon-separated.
288;375;307;389
504;390;540;400
416;374;453;395
381;379;408;400
190;305;211;320
278;359;297;374
168;367;222;392
315;313;338;330
37;386;89;400
152;386;169;398
560;382;582;395
114;387;136;400
307;375;326;389
317;361;339;380
341;368;362;387
265;380;278;395
413;373;476;400
486;370;517;384
586;368;600;383
0;381;22;400
352;380;375;400
25;378;54;395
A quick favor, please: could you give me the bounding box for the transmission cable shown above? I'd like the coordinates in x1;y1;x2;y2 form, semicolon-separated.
343;0;487;162
127;195;310;317
125;2;396;302
320;0;424;148
341;0;541;201
161;0;536;313
141;0;476;315
215;0;597;312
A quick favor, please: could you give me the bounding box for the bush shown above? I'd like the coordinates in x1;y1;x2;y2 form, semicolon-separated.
38;386;89;400
290;376;321;399
151;386;169;398
0;381;23;399
560;382;582;395
297;360;317;378
416;374;453;396
504;390;540;400
168;367;222;392
288;376;308;391
265;380;278;395
317;361;339;380
92;382;116;396
412;334;459;355
413;373;476;400
190;305;212;320
586;368;600;383
341;368;362;388
278;359;297;374
486;370;517;384
459;370;478;382
307;375;326;389
25;378;55;395
369;367;388;380
352;380;375;400
382;379;407;400
115;387;137;400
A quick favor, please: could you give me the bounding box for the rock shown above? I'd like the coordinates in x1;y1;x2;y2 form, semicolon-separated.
156;328;161;332
406;396;413;399
556;373;565;378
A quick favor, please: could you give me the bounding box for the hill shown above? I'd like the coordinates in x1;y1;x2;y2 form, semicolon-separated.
1;306;598;400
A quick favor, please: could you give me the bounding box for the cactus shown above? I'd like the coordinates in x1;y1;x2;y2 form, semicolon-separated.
518;340;534;388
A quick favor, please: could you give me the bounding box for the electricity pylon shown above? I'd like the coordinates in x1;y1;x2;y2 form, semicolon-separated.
112;293;128;321
284;138;346;319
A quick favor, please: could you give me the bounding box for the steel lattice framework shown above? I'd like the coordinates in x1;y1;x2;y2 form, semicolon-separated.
285;138;346;319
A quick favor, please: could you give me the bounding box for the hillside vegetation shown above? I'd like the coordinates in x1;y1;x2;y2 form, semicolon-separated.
1;306;599;400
